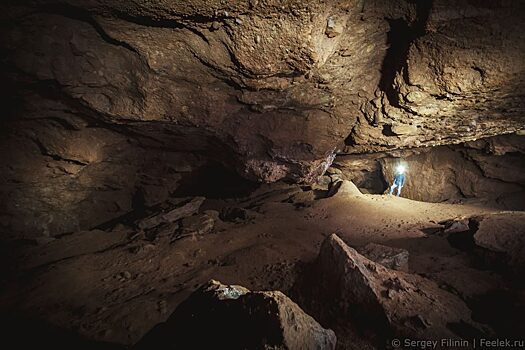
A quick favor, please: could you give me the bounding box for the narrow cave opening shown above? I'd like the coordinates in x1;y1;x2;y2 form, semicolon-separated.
172;162;260;199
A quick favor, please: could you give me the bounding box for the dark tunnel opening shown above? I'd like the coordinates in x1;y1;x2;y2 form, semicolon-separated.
172;162;260;199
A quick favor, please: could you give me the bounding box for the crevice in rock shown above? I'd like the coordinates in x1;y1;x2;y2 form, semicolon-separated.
110;9;211;45
30;137;88;166
379;1;432;107
35;3;143;58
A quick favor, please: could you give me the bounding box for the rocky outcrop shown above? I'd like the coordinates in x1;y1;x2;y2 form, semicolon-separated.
473;213;525;274
294;234;484;344
135;279;336;350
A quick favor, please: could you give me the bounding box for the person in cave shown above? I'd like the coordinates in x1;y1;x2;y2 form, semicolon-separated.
389;165;406;197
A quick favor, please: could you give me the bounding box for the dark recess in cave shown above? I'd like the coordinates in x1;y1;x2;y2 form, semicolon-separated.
173;162;260;199
379;0;432;107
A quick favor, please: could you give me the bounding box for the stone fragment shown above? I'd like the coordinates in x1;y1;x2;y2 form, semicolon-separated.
325;17;344;38
311;175;333;191
443;219;470;233
210;21;221;30
290;190;316;203
180;213;215;236
405;91;426;104
358;242;409;272
135;280;336;350
137;197;205;230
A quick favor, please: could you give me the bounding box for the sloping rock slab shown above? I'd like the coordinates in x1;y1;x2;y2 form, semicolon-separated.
474;213;525;273
296;234;484;341
14;230;129;270
137;197;205;230
135;280;336;350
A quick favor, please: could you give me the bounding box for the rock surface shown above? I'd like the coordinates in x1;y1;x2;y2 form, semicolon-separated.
294;234;483;343
473;213;525;273
11;229;129;270
357;242;409;272
179;213;215;237
1;1;525;237
135;279;336;350
137;197;205;230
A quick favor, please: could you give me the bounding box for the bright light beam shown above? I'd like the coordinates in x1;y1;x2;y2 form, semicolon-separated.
396;164;406;174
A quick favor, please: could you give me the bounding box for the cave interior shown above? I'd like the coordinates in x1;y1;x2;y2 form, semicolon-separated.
1;0;525;349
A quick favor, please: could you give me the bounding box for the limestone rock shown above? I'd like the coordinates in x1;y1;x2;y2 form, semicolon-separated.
289;190;316;204
327;180;362;198
473;213;525;273
357;242;409;272
137;197;205;230
13;230;129;270
295;234;483;341
391;123;418;136
325;17;344;38
135;280;337;350
333;135;525;209
180;213;215;236
443;219;470;234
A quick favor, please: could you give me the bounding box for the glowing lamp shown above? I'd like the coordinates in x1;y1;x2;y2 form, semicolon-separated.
396;165;406;174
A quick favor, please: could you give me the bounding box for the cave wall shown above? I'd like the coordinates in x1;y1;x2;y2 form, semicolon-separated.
1;0;525;237
2;0;524;179
0;95;210;238
335;134;525;210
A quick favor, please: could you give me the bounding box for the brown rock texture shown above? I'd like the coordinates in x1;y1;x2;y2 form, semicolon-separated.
1;0;525;236
135;279;337;350
357;242;409;272
294;234;484;346
474;212;525;273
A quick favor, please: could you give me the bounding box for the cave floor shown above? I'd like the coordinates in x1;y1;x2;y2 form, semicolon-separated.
1;182;523;347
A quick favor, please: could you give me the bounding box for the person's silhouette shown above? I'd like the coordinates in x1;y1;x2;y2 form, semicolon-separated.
389;165;406;197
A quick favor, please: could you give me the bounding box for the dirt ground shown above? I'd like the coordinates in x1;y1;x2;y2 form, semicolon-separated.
1;181;523;348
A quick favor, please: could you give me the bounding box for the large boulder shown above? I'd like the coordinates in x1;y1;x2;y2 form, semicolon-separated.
135;280;336;350
294;234;484;343
473;213;525;273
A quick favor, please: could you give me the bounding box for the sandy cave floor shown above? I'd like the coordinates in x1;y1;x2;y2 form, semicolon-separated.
0;182;523;347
